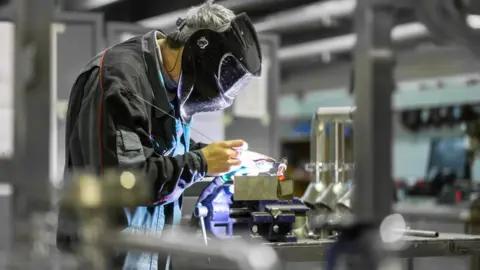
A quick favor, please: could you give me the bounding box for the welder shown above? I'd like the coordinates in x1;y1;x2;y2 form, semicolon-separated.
56;0;263;269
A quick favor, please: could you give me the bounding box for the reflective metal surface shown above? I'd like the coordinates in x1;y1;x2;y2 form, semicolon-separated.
336;188;353;213
302;107;354;211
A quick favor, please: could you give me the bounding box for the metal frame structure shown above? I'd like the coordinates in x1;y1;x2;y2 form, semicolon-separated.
0;5;105;267
352;0;396;223
9;1;54;267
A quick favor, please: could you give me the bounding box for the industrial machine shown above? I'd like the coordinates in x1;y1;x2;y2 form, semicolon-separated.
193;158;310;243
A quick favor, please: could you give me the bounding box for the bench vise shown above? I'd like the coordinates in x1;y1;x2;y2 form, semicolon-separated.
194;175;309;243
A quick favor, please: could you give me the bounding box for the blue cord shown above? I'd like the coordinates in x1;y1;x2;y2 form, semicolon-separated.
221;166;249;182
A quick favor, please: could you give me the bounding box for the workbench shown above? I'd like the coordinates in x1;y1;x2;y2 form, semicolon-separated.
270;233;480;262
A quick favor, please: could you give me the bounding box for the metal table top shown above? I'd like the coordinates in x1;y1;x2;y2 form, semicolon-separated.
269;233;480;262
394;201;471;221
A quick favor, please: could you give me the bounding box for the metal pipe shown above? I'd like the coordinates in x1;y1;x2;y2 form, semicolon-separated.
254;0;356;33
333;121;345;184
279;16;480;62
279;22;428;62
139;0;290;29
391;229;439;238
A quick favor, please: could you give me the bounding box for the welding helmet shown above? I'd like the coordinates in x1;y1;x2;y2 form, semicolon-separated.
176;13;262;123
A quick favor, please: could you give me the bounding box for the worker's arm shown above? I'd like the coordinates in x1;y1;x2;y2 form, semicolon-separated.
79;63;207;206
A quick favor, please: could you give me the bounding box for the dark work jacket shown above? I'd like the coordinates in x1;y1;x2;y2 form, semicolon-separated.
57;30;208;269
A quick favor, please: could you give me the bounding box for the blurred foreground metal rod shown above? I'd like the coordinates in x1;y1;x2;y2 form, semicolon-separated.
103;231;280;270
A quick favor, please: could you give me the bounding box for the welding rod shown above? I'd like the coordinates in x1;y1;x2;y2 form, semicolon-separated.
392;228;439;238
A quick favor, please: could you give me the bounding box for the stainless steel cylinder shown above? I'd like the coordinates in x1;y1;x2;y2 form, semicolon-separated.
310;107;355;184
334;121;346;184
336;188;353;213
302;107;354;210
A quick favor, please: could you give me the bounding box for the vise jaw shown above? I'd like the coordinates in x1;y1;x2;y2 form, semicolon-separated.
233;176;309;242
233;176;294;201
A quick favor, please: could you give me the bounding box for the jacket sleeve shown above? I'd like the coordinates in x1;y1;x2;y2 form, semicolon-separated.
79;63;207;206
190;139;209;151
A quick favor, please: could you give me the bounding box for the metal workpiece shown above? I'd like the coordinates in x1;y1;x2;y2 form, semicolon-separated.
314;107;356;121
234;176;294;201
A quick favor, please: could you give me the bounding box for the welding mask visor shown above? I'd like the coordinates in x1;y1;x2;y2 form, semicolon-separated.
177;13;262;123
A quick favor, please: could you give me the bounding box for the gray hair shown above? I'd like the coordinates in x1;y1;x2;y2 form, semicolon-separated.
165;0;236;49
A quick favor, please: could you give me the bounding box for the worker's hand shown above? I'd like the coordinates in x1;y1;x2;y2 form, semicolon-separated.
201;140;246;176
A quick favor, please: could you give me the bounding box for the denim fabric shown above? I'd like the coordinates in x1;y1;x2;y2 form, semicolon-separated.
122;77;191;269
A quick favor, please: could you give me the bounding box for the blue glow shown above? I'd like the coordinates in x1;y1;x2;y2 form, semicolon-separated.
228;185;235;194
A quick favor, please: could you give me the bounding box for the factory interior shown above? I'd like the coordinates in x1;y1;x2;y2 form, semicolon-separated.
1;0;480;269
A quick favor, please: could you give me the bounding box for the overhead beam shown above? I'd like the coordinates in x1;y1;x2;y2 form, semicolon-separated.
279;16;480;62
138;0;295;28
64;0;119;10
83;0;299;23
254;0;355;33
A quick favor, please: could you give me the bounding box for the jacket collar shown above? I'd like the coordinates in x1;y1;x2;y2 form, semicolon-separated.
141;30;171;118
